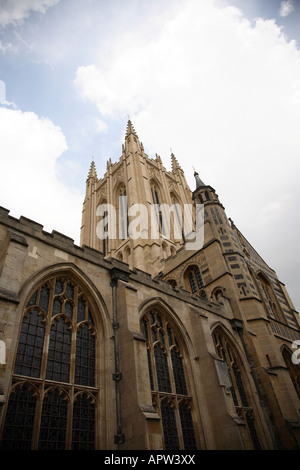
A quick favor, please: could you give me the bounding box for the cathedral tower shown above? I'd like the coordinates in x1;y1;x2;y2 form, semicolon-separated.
80;120;193;275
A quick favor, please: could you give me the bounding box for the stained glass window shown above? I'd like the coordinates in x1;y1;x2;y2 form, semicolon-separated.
141;309;197;450
1;275;98;450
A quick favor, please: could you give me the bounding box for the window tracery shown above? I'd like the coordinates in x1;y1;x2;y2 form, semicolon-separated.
0;275;98;450
141;309;197;450
212;328;261;449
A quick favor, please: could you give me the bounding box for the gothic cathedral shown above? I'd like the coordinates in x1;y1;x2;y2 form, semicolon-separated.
0;121;299;450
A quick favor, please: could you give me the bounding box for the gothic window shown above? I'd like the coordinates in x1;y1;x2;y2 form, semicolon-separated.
0;275;98;450
141;310;197;450
212;328;261;450
151;183;163;234
185;266;207;299
100;199;109;256
256;273;285;323
119;185;129;240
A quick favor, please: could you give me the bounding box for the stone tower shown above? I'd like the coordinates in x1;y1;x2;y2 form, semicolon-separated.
80;120;193;275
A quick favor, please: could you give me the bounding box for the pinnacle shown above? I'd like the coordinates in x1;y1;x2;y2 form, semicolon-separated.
87;158;97;180
171;152;182;172
125;119;139;139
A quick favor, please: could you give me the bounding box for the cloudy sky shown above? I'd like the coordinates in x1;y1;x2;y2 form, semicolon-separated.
0;0;299;311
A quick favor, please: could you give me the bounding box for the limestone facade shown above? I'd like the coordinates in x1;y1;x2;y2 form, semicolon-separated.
0;121;299;450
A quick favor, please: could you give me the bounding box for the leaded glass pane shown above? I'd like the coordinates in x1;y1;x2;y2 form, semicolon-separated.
64;300;73;320
154;344;171;393
246;413;261;450
195;268;204;289
0;385;36;450
77;297;86;323
189;272;197;293
75;323;95;387
171;348;188;395
46;317;71;383
161;400;179;450
141;318;148;339
14;308;45;378
55;278;64;295
88;308;94;325
179;401;197;450
233;365;249;407
53;297;62;315
66;282;74;300
39;285;50;312
72;394;95;450
27;291;37;307
147;348;154;391
38;389;68;450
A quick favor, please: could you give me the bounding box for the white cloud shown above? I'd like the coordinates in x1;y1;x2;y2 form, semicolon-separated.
95;118;108;134
0;107;83;242
279;0;294;18
0;0;59;27
74;0;300;309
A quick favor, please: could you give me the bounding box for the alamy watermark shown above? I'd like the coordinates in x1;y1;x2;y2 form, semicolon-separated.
96;198;204;251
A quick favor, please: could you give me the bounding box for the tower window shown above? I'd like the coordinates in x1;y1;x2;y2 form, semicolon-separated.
185;266;206;298
119;186;129;240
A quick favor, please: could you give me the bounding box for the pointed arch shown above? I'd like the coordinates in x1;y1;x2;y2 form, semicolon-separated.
211;324;261;450
183;264;206;299
1;264;109;450
255;270;284;321
139;299;198;450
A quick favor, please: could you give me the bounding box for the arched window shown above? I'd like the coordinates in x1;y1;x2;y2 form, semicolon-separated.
100;199;109;256
257;273;282;321
151;183;163;234
141;309;197;450
212;328;261;450
185;266;207;299
0;275;98;450
118;185;129;241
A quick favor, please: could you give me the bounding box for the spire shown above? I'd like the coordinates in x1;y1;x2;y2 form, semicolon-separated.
87;158;97;180
193;167;205;188
125;119;139;139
